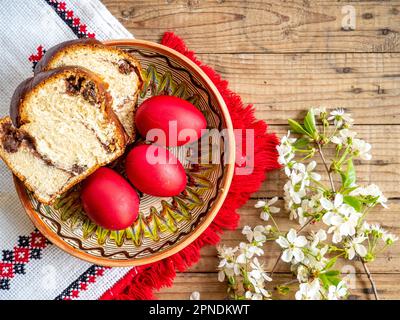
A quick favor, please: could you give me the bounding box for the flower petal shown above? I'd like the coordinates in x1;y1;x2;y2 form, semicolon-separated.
268;197;279;205
320;198;333;210
292;248;305;263
269;206;280;213
334;194;343;207
287;229;297;243
294;236;307;247
276;236;289;248
254;200;266;208
355;244;367;257
281;249;293;262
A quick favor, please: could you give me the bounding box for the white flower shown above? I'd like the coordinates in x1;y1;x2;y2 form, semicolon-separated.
276;229;308;263
346;235;368;260
217;262;240;282
217;245;241;282
382;233;398;245
321;194;361;243
249;258;272;283
327;108;354;127
255;197;280;221
309;229;327;246
295;279;322;300
190;291;201;300
242;225;266;243
290;206;308;226
245;291;263;300
236;242;264;264
303;244;329;271
284;180;306;205
331;128;357;145
303;230;329;271
277;131;296;168
249;277;271;299
327;281;348;300
296;265;310;283
352;138;372;160
350;184;388;208
217;245;238;269
264;225;273;234
293;161;321;182
320;193;344;215
291;194;323;226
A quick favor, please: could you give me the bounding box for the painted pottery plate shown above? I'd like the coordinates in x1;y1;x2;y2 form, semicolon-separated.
15;39;235;267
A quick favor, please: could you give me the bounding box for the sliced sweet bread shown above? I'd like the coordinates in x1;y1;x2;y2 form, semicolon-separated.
0;67;126;204
35;39;143;143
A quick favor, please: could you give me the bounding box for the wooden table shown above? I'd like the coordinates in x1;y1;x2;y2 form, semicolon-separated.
102;0;400;300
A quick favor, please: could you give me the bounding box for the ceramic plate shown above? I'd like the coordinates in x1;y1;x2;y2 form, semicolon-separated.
15;39;235;267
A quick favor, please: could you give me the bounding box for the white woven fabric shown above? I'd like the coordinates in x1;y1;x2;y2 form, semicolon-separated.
0;0;136;300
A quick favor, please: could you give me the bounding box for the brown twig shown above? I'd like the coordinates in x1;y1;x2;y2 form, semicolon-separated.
361;258;379;300
317;143;336;192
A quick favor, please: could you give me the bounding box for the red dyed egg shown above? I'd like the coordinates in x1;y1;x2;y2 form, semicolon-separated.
81;167;139;230
125;144;187;197
135;95;207;146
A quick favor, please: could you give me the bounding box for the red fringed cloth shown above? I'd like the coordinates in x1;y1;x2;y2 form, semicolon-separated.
100;32;280;300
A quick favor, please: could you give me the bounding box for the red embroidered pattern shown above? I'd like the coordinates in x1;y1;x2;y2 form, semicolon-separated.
28;45;44;65
46;0;96;39
56;266;110;300
0;230;50;290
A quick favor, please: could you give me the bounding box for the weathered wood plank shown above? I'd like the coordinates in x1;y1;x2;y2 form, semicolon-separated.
154;272;400;300
103;0;400;53
254;125;400;198
186;200;400;274
195;53;400;124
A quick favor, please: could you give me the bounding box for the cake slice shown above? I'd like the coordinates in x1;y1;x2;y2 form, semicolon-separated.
35;39;143;143
0;67;126;204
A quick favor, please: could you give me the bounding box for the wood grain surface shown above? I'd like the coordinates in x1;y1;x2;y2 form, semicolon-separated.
102;0;400;300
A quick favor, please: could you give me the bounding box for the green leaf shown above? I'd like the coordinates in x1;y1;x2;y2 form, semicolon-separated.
319;270;342;289
288;119;309;136
327;274;341;287
344;195;362;212
304;109;317;135
319;274;330;288
323;256;338;271
324;270;340;277
341;186;359;195
340;159;356;190
292;137;310;149
340;171;347;185
345;159;356;188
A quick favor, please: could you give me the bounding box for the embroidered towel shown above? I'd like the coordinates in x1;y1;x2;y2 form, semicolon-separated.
0;0;137;300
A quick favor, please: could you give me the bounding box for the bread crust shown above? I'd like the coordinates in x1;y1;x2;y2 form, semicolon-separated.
34;39;143;90
34;39;102;74
4;67;127;204
33;39;143;143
